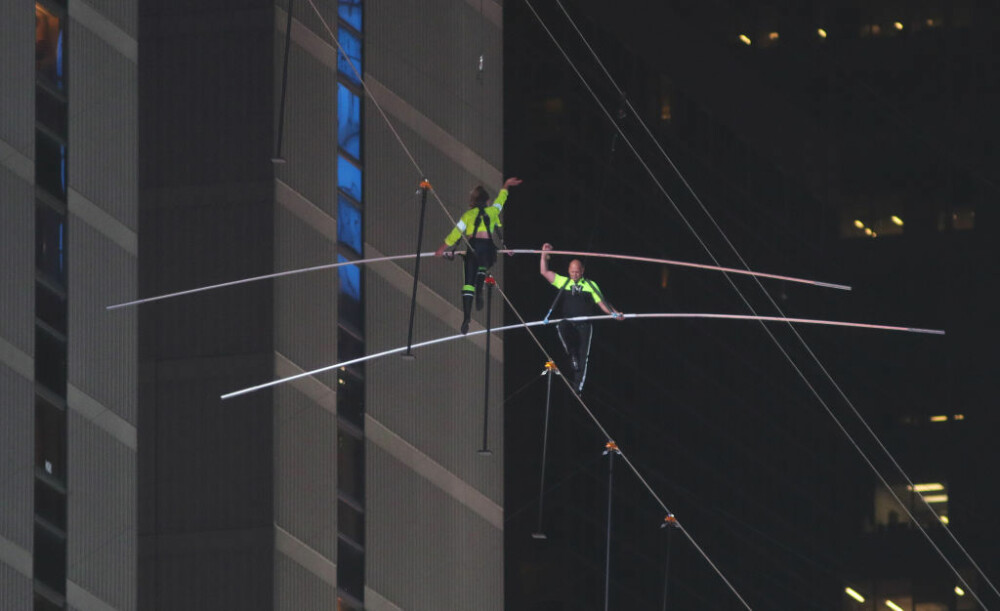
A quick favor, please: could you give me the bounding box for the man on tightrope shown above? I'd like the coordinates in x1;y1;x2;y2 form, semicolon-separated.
539;243;624;392
435;177;523;334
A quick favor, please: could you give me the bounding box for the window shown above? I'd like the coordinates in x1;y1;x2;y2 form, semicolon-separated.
336;371;364;427
338;499;365;546
36;84;67;138
337;254;361;302
337;155;362;201
338;0;362;31
35;396;66;480
337;27;362;85
35;4;66;90
36;282;67;335
33;522;67;594
35;327;67;397
337;327;364;365
35;482;67;531
336;538;365;600
36;130;67;199
337;196;363;254
337;83;361;160
35;203;67;286
337;430;365;502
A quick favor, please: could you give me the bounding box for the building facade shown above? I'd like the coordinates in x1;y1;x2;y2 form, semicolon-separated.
2;1;504;609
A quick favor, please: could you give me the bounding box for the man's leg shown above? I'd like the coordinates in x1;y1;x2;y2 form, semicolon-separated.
473;239;496;311
556;321;580;380
575;323;594;392
461;254;476;334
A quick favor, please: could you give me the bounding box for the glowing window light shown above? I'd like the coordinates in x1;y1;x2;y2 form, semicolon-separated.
854;219;865;228
845;587;866;603
891;215;904;226
923;494;948;503
864;227;873;236
886;600;905;611
909;483;945;492
954;414;965;420
930;415;948;422
926;19;936;27
893;21;904;30
955;586;965;596
739;34;752;45
768;32;779;41
940;515;950;524
818;28;828;38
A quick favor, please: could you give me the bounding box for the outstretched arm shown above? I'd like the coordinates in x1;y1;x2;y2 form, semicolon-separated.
540;243;556;284
597;300;625;320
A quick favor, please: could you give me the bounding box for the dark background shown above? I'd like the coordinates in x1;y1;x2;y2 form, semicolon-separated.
502;0;999;609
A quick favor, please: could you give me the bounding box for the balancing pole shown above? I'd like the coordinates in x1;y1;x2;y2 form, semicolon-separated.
403;180;431;359
532;361;559;539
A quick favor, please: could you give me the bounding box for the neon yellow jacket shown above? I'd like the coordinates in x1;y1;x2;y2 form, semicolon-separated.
550;273;603;304
443;189;509;246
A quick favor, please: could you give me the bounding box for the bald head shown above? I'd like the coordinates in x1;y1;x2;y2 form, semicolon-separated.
568;259;585;280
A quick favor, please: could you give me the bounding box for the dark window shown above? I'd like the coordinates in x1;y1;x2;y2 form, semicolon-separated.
35;396;66;480
35;203;67;286
337;196;363;255
33;521;67;594
336;371;365;428
36;84;67;138
337;429;365;502
35;4;66;90
33;591;64;611
35;328;66;397
338;498;364;547
336;538;365;600
34;481;66;531
35;130;67;199
36;282;67;335
337;27;362;85
337;327;364;365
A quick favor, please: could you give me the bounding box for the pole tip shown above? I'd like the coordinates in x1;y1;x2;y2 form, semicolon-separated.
271;157;287;164
477;449;493;456
531;533;548;540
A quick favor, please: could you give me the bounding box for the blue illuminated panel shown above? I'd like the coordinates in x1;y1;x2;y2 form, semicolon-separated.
338;0;361;31
338;26;362;85
338;255;361;301
338;155;362;201
337;83;361;159
338;196;363;254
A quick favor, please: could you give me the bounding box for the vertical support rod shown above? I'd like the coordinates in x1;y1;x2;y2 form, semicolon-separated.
403;181;430;358
273;0;295;163
479;276;495;454
532;365;555;539
661;521;676;611
604;445;617;611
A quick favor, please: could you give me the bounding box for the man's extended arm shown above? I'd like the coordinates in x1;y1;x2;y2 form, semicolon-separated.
540;243;556;283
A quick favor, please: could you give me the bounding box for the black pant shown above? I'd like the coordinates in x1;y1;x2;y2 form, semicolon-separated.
556;321;593;391
463;237;497;292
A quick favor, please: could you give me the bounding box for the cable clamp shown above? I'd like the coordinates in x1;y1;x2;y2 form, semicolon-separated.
544;360;557;371
603;440;621;455
484;275;496;286
419;179;432;190
661;514;679;529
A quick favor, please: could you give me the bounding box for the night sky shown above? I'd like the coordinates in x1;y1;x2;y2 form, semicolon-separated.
500;1;999;609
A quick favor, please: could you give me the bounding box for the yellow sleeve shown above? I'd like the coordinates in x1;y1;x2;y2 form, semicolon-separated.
444;209;474;246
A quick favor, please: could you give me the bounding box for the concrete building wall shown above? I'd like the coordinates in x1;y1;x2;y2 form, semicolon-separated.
365;0;505;609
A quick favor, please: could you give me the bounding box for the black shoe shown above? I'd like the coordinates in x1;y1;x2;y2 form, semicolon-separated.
461;319;470;335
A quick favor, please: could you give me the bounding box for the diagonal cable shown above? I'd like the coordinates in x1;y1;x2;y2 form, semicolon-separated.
533;0;996;604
